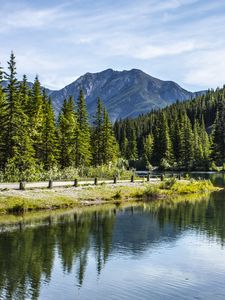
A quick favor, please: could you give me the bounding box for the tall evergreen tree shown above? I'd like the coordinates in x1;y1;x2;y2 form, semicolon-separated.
29;76;44;162
120;128;129;159
2;52;19;164
41;93;58;170
58;97;77;168
91;98;104;166
211;96;225;164
143;134;154;165
179;114;194;169
75;90;91;167
153;112;173;166
3;53;36;176
0;63;6;169
127;127;138;160
101;108;119;164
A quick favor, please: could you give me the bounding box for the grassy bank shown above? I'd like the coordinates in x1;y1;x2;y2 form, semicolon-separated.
0;179;221;214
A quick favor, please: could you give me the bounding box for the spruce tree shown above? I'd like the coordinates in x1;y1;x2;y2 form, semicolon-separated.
3;53;36;176
0;63;7;169
179;114;194;169
127;127;138;160
120;128;129;159
3;52;19;164
154;112;173;166
41;93;58;170
91;97;104;166
58;97;77;168
211;96;225;164
75;90;91;167
102;108;119;164
143;134;154;165
29;76;44;162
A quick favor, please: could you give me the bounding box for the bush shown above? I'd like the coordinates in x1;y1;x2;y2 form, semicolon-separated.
159;177;176;189
159;159;171;170
0;160;134;182
210;162;221;172
142;186;162;200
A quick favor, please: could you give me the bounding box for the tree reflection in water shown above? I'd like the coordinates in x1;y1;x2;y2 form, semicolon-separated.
0;190;224;299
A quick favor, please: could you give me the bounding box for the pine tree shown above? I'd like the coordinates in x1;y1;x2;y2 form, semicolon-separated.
41;93;58;170
127;127;138;160
19;75;30;114
179;114;194;169
91;97;104;166
200;117;210;163
75;90;91;167
193;120;203;166
101;108;119;164
58;97;77;168
120;128;129;159
154;112;173;166
3;53;36;176
0;62;7;169
28;76;44;162
211;96;225;164
3;52;19;164
143;134;154;165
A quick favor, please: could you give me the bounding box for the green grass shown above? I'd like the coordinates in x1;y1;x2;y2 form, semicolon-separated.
0;179;220;214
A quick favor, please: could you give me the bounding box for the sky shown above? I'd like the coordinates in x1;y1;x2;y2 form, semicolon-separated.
0;0;225;91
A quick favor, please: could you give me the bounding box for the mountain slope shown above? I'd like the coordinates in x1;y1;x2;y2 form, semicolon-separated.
2;69;204;122
50;69;201;121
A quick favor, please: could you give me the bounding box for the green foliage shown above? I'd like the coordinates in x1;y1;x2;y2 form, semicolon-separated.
170;180;216;194
114;87;225;170
159;158;171;170
0;54;120;181
75;90;92;167
112;190;122;200
159;177;177;189
58;97;77;168
143;134;154;165
142;186;162;199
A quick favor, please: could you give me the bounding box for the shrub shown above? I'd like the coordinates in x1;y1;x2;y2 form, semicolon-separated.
159;177;176;189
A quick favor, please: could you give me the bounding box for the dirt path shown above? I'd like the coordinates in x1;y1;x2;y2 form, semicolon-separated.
0;178;159;191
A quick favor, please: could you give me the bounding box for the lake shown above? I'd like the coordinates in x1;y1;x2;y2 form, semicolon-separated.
0;173;225;299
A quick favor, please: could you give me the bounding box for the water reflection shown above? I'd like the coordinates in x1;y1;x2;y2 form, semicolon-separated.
0;189;225;299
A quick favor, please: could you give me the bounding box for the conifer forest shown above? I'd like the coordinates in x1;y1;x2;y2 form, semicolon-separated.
0;53;225;182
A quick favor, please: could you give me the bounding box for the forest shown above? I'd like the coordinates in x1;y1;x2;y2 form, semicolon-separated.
0;53;119;181
114;85;225;171
0;52;225;182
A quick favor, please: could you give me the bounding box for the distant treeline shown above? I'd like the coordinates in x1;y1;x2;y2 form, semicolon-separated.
0;53;119;180
114;85;225;170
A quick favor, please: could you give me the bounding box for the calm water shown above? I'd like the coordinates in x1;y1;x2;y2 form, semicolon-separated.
0;174;225;299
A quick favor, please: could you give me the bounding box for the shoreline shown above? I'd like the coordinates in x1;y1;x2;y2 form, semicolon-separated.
0;179;221;215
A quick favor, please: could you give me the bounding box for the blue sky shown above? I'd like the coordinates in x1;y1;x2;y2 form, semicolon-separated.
1;0;225;91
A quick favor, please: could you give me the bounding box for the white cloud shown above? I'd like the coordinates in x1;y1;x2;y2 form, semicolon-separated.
0;4;67;32
1;0;225;90
184;50;225;89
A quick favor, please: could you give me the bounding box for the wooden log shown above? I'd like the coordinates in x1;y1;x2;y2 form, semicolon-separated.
19;181;26;190
131;175;134;183
48;180;53;189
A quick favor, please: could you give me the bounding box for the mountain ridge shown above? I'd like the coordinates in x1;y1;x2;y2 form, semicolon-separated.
2;69;206;121
50;68;205;121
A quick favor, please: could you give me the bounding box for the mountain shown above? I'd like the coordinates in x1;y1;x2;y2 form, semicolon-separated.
50;69;203;121
2;69;205;121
